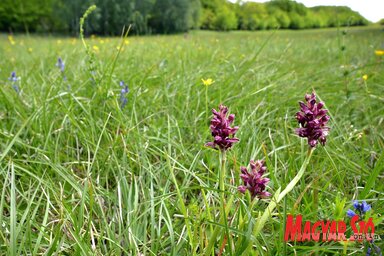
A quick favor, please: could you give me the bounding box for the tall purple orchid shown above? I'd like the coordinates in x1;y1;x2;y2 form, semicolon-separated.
204;104;240;253
205;105;239;151
238;160;270;199
295;92;330;147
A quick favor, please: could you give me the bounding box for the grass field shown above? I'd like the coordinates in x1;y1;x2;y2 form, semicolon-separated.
0;26;383;255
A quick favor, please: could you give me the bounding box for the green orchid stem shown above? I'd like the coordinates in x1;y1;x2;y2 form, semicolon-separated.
219;150;232;255
205;149;232;256
219;150;226;205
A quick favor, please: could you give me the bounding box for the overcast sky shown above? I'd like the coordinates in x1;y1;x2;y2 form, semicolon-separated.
230;0;383;22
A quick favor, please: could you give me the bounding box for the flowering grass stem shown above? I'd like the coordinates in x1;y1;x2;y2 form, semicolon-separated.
205;85;208;122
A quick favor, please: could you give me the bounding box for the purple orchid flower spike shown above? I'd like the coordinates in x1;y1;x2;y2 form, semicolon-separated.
238;160;271;199
205;105;239;151
296;92;330;147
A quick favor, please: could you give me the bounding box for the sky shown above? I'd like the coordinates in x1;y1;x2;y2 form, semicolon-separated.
230;0;383;22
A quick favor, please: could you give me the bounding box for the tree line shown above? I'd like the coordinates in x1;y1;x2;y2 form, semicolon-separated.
0;0;369;35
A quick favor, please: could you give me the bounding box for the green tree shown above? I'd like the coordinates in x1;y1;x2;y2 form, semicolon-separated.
275;10;290;28
0;0;53;33
213;5;238;30
149;0;190;33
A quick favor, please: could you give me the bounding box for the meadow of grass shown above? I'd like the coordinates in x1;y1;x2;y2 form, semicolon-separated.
0;26;383;255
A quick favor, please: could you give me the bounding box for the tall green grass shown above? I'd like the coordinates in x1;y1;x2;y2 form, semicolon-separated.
0;26;383;255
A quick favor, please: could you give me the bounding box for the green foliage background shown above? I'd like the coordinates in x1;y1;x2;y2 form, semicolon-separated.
0;0;369;34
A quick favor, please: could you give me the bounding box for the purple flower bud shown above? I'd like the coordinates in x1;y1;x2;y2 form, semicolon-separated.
238;160;270;199
205;105;239;151
295;92;330;147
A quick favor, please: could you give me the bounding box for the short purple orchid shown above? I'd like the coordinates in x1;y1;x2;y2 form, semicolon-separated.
238;160;270;199
205;105;239;151
296;92;330;147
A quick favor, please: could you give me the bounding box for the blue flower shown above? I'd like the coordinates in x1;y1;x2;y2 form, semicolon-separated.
353;200;371;214
8;71;20;82
348;200;372;218
367;240;383;256
56;57;65;72
346;209;357;218
119;81;129;108
373;243;382;256
8;71;20;93
361;201;372;213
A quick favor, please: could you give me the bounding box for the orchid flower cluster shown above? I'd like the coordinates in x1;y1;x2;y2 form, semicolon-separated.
205;92;330;200
295;93;330;147
205;105;239;151
238;160;271;199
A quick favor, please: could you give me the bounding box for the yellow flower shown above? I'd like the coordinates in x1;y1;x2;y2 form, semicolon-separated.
8;35;15;45
362;74;368;81
116;46;125;52
28;48;33;53
202;78;214;86
124;39;129;45
92;45;100;53
375;50;384;56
